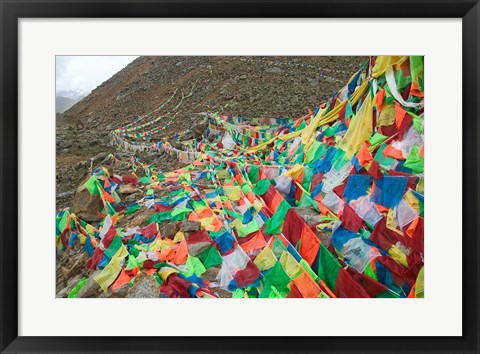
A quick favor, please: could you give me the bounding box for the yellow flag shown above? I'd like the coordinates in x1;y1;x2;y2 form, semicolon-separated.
386;208;403;236
224;186;242;201
372;56;405;78
338;94;374;159
279;251;302;279
388;244;408;268
300;107;327;147
254;246;277;271
199;217;216;231
158;267;179;281
252;200;263;212
284;165;304;179
94;244;129;292
416;177;424;194
173;231;185;243
404;190;420;214
278;129;304;141
377;103;396;127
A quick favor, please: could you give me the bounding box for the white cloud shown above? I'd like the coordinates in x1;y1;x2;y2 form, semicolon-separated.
55;56;138;95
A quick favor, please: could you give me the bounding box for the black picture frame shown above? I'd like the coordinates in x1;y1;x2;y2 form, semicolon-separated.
1;1;478;353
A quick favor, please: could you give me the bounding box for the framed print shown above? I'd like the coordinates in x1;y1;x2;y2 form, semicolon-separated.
1;0;479;353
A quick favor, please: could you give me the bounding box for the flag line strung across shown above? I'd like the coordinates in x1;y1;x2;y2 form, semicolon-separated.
56;56;424;298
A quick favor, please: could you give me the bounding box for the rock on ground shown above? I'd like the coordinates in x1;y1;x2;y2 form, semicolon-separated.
71;187;104;223
180;220;201;233
126;274;160;298
293;206;332;247
118;183;139;195
160;222;180;239
76;270;102;298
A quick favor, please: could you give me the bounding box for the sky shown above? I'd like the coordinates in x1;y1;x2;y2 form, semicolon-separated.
55;56;138;96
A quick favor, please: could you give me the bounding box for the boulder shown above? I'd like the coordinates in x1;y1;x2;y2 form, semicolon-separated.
56;286;70;298
160;222;180;239
172;141;183;150
71;187;104;223
76;271;102;298
180;220;201;233
67;251;89;279
112;283;131;297
127;208;156;228
56;273;84;298
118;183;139;195
192;123;207;139
315;230;332;248
98;283;131;298
91;151;109;162
202;266;221;283
66;273;84;289
203;267;232;298
56;274;83;298
187;241;211;257
57;190;75;199
293;206;322;227
124;193;140;204
293;206;332;247
126;274;160;298
59;140;73;148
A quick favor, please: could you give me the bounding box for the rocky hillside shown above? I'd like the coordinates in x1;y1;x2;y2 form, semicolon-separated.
56;56;367;210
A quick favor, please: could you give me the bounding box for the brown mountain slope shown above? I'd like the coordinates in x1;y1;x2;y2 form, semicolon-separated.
56;56;367;209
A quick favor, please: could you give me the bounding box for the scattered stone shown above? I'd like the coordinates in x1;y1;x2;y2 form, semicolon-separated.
127;208;156;228
57;190;75;199
202;266;221;283
56;271;83;297
118;183;139;195
124;193;139;203
216;289;232;298
101;155;112;164
66;273;84;289
160;222;180;239
265;67;283;74
91;151;109;162
172;141;183;150
76;271;102;298
293;206;322;227
316;230;332;248
67;252;89;280
293;206;332;247
75;162;87;170
180;220;201;233
308;77;320;87
56;286;70;298
126;274;160;298
193;123;207;138
187;241;211;257
59;140;73;148
112;283;131;297
71;187;104;223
